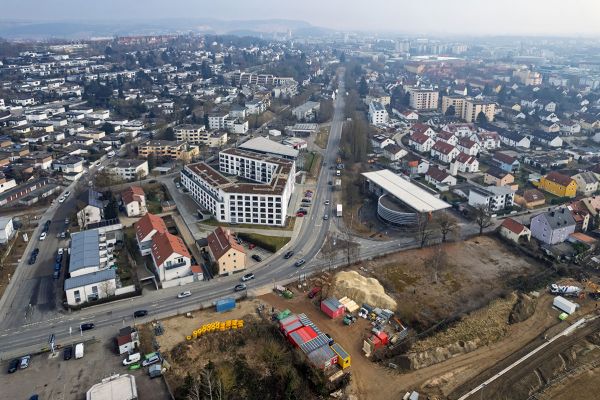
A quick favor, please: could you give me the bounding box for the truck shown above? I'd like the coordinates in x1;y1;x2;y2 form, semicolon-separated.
336;204;343;217
75;343;84;359
148;364;162;379
553;295;577;314
550;284;581;297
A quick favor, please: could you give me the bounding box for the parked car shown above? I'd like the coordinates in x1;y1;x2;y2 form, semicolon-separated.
63;191;71;197
323;214;329;220
133;310;148;318
7;358;19;373
241;273;255;282
251;254;262;262
296;212;305;217
141;353;161;367
52;270;60;280
63;346;72;361
20;355;31;369
324;200;330;205
284;251;294;259
248;243;256;250
56;254;63;263
177;291;192;299
58;196;65;203
57;248;64;255
80;323;95;331
295;259;306;267
54;262;61;271
39;232;46;241
64;218;69;225
234;283;247;292
122;353;141;366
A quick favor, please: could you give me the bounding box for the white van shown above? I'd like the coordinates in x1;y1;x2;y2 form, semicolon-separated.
75;343;84;359
122;352;141;366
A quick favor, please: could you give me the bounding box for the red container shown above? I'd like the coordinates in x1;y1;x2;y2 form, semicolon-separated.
376;331;389;345
320;298;345;319
289;326;318;347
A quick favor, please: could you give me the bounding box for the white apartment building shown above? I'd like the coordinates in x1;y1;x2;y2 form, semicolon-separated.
408;87;439;110
174;124;227;147
181;149;295;226
442;96;496;122
368;101;389;125
107;159;149;181
468;186;515;212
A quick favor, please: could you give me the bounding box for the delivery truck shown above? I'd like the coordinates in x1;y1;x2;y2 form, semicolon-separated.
75;343;84;359
336;204;343;217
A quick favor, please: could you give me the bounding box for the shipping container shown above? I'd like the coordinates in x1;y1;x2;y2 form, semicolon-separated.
276;309;292;320
307;345;338;369
553;296;577;314
321;297;345;319
289;326;318;347
282;320;304;336
279;314;299;328
215;298;236;312
331;343;351;369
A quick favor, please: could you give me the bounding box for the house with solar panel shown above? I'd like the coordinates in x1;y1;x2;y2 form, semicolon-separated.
76;189;105;228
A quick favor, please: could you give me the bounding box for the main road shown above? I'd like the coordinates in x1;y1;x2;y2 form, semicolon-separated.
0;70;351;358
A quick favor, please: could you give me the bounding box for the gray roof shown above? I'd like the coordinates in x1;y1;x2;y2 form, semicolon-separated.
64;268;116;291
575;171;598;185
537;208;576;229
69;229;101;273
239;137;299;159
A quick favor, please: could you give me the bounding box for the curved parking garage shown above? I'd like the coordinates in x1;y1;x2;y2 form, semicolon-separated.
377;194;419;226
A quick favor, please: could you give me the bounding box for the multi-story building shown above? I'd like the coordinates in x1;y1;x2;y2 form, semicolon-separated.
181;148;295;226
441;95;466;117
513;69;543;86
468;186;515;212
107;159;149;181
368;101;389;125
206;227;246;276
174;124;227;147
463;99;496;123
137;140;199;161
407;87;439;110
292;101;320;121
530;208;576;244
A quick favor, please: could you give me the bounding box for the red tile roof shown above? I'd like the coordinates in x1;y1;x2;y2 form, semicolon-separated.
121;186;145;205
410;132;431;144
432;140;456;155
426;165;450;182
458;138;477;148
436;130;455;141
135;213;167;242
151;231;191;267
545;171;574;187
501;218;526;234
411;123;434;135
455;152;476;164
522;189;545;203
493;152;517;164
207;227;245;261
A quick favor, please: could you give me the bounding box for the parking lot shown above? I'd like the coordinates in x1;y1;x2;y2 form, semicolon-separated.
0;338;170;399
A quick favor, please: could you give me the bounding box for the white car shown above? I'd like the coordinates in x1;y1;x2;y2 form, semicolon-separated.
324;200;330;206
57;248;64;255
63;191;71;197
39;232;47;241
58;196;65;203
122;353;141;366
177;291;192;299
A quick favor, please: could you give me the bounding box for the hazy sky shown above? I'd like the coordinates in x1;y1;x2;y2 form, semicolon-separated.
3;0;600;36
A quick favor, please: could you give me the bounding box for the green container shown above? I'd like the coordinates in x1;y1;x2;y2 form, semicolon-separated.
283;290;294;299
276;309;292;320
558;313;568;321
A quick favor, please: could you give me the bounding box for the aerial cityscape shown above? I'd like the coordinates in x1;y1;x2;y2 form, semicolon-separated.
1;1;600;399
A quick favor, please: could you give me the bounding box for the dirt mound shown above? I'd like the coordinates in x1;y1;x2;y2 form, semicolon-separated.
509;293;537;324
403;294;517;370
333;271;397;310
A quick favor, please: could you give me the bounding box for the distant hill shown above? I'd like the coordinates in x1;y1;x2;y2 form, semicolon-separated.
0;18;326;40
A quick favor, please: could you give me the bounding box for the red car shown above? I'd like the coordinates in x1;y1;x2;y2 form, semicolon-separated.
296;212;305;217
248;243;256;250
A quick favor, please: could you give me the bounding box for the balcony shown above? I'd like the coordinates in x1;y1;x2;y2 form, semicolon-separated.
164;261;188;271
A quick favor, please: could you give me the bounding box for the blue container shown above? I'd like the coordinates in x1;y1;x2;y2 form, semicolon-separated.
215;298;236;312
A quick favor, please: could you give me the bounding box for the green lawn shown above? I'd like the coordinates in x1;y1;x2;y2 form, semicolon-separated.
237;232;291;253
200;217;296;231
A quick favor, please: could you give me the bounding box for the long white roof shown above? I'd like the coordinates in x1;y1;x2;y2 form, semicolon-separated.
362;169;451;213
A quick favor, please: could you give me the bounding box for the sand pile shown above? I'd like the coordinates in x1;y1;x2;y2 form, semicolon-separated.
333;270;397;310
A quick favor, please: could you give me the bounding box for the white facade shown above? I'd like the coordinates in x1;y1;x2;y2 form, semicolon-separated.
181;149;295;226
65;274;116;306
408;88;439;110
368;101;389;125
468;186;515;212
108;160;149;181
0;217;15;244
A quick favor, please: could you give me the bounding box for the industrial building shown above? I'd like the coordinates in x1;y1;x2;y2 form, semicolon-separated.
362;169;450;225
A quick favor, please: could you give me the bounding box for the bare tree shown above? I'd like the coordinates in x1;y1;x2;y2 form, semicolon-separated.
474;205;492;235
321;233;339;270
416;216;436;248
435;212;459;242
426;244;447;284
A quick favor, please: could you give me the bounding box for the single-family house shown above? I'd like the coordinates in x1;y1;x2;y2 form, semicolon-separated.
382;143;406;161
431;141;460;163
484;167;515;188
116;327;140;355
456;138;479;156
530;208;576;245
493;152;520;173
207;227;246;276
410;123;436;138
371;134;395;149
150;231;192;283
572;172;599;196
409;133;435;153
538;171;577;198
134;213;167;256
121;186;147;217
515;189;546;209
435;131;459;146
498;130;530;148
530;130;563;148
76;189;105;228
0;216;15;244
64;269;117;306
425;166;457;190
453;152;479;173
499;218;531;243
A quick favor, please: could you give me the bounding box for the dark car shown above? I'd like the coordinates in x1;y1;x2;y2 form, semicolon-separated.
54;262;61;271
32;248;39;256
56;254;63;263
133;310;148;318
283;251;294;259
7;358;19;373
234;283;247;292
251;254;262;262
80;323;95;331
63;346;72;361
52;270;60;280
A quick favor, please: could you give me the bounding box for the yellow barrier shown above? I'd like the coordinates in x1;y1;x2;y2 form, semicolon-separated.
189;320;245;338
